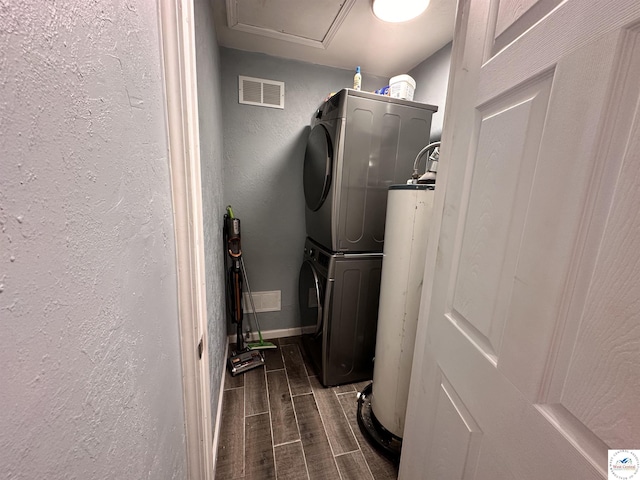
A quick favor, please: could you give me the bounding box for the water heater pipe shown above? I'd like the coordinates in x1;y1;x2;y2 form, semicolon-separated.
410;141;441;183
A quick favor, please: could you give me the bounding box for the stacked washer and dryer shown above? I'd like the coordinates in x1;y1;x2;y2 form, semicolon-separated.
299;88;437;386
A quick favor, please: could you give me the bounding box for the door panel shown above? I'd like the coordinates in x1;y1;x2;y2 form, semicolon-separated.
451;74;552;360
560;132;640;449
542;33;640;455
497;30;632;403
401;0;640;479
425;373;482;480
492;0;564;55
494;0;540;36
479;3;640;104
473;439;519;479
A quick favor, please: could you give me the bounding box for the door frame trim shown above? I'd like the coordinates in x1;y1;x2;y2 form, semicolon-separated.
159;0;213;478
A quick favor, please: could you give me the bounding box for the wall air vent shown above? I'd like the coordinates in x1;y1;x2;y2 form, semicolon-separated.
238;76;285;109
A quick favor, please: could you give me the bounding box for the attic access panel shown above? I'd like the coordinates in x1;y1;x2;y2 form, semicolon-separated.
226;0;356;48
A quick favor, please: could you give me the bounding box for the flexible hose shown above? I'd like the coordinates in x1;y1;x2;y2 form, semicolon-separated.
412;141;441;179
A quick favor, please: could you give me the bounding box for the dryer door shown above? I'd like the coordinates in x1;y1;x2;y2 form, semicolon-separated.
298;259;324;336
303;124;332;212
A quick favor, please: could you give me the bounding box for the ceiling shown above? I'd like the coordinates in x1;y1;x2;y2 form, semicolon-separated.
212;0;457;78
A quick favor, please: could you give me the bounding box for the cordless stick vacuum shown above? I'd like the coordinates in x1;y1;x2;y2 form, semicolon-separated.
224;206;264;376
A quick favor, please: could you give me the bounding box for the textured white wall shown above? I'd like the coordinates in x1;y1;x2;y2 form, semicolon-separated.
194;0;227;428
410;43;453;141
0;2;187;478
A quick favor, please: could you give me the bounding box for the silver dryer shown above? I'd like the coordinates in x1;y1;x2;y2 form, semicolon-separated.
303;88;437;253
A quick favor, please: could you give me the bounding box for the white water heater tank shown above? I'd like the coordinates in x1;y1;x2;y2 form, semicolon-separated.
371;184;434;438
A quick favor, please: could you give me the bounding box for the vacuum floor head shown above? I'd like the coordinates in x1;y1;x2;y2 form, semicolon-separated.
228;350;264;376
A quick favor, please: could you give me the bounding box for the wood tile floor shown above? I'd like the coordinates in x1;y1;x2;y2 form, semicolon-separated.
215;336;398;480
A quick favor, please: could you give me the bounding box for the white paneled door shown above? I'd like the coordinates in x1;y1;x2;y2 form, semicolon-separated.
401;1;640;479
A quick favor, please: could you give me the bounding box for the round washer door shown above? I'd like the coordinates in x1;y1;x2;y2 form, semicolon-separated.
303;124;333;212
298;259;323;335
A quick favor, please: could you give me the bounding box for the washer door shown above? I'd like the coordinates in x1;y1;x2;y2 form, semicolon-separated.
303;124;333;212
298;259;324;336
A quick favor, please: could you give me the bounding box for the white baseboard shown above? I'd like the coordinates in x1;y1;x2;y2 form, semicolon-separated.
227;325;316;343
211;342;228;476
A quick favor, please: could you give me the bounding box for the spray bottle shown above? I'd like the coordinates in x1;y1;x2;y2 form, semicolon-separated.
353;66;362;91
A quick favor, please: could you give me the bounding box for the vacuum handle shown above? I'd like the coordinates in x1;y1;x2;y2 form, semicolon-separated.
226;216;242;258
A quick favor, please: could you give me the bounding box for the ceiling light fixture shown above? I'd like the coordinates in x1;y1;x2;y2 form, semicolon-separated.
372;0;430;23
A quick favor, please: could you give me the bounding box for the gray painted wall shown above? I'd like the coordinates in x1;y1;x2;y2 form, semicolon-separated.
409;42;453;141
220;48;387;332
0;2;186;478
194;0;228;426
